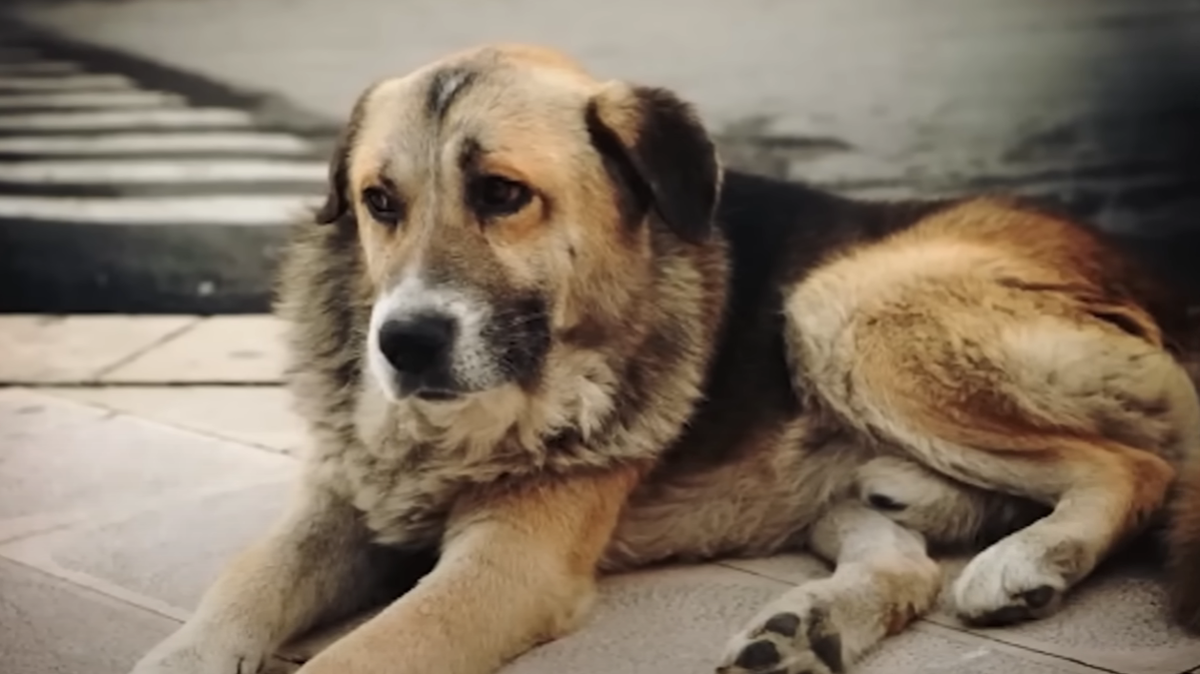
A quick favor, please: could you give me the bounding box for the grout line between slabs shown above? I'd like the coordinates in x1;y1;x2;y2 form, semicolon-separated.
0;553;187;624
712;558;825;583
916;616;1134;674
18;387;302;458
88;316;206;380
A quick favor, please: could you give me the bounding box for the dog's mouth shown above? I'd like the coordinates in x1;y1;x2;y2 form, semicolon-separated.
412;387;462;403
392;372;468;403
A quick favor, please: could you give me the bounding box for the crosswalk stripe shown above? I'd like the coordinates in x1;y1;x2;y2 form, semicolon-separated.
0;62;84;75
0;28;347;312
0;131;314;156
0;90;186;109
0;194;320;225
0;74;138;91
0;107;255;130
0;159;327;184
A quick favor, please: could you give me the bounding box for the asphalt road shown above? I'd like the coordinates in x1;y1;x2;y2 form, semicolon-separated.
3;0;1200;312
0;19;334;313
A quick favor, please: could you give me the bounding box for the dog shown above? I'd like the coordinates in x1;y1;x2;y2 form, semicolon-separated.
130;44;1200;674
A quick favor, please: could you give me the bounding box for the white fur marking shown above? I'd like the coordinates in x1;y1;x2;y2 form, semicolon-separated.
367;272;496;399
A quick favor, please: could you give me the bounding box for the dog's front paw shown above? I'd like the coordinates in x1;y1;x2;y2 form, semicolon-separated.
130;648;264;674
130;628;266;674
718;591;846;674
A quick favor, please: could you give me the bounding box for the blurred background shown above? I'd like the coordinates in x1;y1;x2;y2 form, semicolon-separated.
1;0;1199;314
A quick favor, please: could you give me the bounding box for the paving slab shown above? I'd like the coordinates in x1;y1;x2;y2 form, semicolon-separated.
0;480;293;617
99;315;287;383
853;622;1115;674
0;314;197;383
275;564;788;672
718;551;833;585
932;558;1200;674
0;388;294;543
52;385;305;454
0;557;178;674
500;564;787;674
0;387;299;673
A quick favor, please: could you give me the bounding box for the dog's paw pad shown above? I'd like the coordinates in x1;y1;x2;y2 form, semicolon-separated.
734;640;783;669
761;612;801;637
1020;584;1058;609
719;603;845;674
960;583;1064;627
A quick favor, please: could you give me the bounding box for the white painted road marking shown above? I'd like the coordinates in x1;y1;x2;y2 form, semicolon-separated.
0;31;340;312
0;74;138;91
0;132;313;156
0;35;331;245
0;90;187;109
0;159;327;183
0;108;254;130
0;194;320;225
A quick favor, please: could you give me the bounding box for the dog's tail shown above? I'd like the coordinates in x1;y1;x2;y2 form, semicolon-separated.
1168;450;1200;632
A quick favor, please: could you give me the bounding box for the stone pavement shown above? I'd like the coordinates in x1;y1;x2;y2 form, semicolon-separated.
2;313;1200;674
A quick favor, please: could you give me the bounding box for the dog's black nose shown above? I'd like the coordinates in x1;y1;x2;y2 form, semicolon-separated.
377;314;456;378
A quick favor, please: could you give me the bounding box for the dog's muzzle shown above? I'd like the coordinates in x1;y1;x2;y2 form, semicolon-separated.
375;311;461;400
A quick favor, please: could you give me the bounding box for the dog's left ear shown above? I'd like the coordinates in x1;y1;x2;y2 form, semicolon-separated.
586;83;722;244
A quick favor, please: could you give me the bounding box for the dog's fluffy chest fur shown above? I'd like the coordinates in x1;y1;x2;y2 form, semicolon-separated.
316;346;658;547
319;360;872;559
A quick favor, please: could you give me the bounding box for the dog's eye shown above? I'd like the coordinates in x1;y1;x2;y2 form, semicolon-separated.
470;175;532;219
362;187;402;225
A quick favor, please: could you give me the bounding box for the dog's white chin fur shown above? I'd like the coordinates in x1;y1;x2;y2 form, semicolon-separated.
365;341;406;403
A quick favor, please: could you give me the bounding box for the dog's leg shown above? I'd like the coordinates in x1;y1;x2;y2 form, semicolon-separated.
845;321;1198;626
718;501;942;674
130;483;423;674
944;438;1176;625
293;465;640;674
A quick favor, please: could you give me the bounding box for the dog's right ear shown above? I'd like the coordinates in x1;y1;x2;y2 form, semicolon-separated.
314;100;366;225
314;128;354;225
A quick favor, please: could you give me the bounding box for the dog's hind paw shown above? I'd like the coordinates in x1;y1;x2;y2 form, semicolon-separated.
718;593;846;674
952;533;1079;625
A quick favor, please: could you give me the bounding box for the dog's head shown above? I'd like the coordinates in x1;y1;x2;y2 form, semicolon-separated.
318;44;721;402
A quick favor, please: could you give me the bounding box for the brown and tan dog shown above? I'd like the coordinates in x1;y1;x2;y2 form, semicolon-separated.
130;44;1200;674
